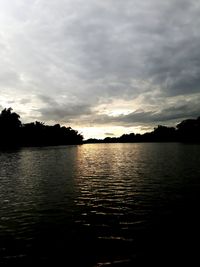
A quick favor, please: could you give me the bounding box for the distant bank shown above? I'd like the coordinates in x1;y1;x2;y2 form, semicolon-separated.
0;107;200;149
0;108;83;149
84;117;200;144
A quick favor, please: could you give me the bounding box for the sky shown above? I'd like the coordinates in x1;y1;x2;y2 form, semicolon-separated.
0;0;200;139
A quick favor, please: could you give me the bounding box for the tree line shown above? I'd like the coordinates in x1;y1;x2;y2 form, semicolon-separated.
0;108;83;148
85;117;200;143
1;107;199;148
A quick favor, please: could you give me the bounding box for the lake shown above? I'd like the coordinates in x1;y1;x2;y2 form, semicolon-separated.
0;143;200;266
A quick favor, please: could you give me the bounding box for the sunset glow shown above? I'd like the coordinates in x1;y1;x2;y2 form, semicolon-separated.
0;0;200;139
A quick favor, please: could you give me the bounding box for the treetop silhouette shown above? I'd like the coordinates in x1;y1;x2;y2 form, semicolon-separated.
0;108;83;148
0;107;199;148
85;117;200;143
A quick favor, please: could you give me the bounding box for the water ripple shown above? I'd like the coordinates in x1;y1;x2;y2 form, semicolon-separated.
1;144;200;265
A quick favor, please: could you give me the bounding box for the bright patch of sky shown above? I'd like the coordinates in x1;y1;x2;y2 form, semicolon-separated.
0;0;200;138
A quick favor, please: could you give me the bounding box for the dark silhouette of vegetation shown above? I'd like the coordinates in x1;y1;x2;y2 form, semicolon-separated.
85;116;200;144
176;117;200;142
1;108;199;148
0;108;83;149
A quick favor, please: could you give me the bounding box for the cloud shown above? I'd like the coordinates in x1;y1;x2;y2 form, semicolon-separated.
0;0;200;134
19;98;32;105
58;0;200;98
90;94;200;126
37;94;92;122
104;132;115;136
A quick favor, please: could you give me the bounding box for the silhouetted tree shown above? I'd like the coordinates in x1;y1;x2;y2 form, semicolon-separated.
0;108;21;129
176;118;200;142
0;108;83;148
0;108;22;147
1;107;200;148
118;133;136;142
152;125;176;141
84;116;200;144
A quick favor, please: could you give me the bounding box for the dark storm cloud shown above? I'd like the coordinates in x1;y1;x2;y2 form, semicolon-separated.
35;0;200;125
64;0;200;98
0;0;200;129
38;94;92;122
92;96;200;126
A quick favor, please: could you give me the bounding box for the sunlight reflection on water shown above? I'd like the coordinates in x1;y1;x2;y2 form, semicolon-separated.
0;143;200;266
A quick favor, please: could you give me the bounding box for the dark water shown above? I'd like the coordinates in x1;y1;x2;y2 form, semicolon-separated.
0;143;200;266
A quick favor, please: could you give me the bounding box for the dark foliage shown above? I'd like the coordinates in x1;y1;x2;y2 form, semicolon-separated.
85;116;200;143
0;108;83;148
176;117;200;142
1;108;199;147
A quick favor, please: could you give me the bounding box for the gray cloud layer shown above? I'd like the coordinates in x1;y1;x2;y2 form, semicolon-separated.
0;0;200;134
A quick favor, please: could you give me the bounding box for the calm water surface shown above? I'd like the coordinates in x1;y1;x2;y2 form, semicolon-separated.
0;143;200;266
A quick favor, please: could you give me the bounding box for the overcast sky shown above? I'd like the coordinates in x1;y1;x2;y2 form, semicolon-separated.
0;0;200;139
